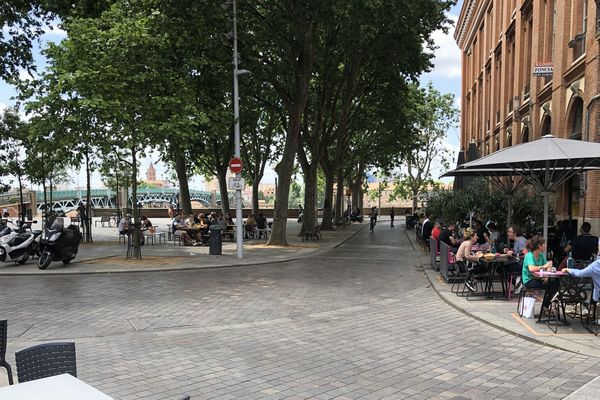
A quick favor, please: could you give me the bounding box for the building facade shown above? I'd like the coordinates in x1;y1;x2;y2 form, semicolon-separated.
455;0;600;232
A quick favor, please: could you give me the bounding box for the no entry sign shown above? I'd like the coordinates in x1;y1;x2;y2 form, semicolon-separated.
229;157;243;174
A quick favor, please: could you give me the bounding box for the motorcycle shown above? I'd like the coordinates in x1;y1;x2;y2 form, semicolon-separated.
0;221;41;264
350;214;364;223
38;218;82;270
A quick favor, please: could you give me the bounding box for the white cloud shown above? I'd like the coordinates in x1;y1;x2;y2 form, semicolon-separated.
0;102;7;113
427;14;462;79
18;69;36;81
42;24;67;37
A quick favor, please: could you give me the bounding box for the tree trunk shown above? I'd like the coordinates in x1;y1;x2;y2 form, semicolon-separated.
252;176;260;216
320;168;335;230
130;147;142;259
412;192;418;212
17;169;24;224
216;165;231;217
85;152;93;243
174;150;192;214
334;167;344;225
300;164;318;235
115;171;120;219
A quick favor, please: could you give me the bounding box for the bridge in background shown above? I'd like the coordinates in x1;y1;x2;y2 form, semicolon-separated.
34;188;222;213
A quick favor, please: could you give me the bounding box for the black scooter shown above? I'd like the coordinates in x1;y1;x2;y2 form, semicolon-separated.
38;219;82;270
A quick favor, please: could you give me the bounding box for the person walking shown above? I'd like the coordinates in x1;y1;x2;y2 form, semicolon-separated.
389;207;395;228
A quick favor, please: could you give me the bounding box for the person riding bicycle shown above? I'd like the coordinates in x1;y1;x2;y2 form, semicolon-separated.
369;207;378;232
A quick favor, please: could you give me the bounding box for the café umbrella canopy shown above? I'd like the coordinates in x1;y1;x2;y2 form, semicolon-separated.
446;135;600;248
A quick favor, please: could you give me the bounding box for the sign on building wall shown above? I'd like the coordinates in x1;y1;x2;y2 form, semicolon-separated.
533;62;553;77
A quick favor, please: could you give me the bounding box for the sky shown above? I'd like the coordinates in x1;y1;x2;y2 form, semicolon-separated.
1;1;463;190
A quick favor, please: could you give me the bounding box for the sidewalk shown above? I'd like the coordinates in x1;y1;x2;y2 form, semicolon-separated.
408;228;600;359
0;218;366;275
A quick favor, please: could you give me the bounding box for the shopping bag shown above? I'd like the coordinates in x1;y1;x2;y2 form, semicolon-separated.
520;296;536;318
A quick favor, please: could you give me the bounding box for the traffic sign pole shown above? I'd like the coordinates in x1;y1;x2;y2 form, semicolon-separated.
232;0;243;259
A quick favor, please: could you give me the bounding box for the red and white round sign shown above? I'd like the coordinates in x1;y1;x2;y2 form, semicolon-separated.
229;157;243;174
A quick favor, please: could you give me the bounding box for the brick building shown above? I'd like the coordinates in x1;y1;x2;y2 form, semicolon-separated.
455;0;600;233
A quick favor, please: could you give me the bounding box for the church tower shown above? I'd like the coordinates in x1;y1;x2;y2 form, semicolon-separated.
146;163;156;181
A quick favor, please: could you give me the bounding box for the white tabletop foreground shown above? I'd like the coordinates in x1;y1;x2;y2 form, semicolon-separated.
0;374;114;400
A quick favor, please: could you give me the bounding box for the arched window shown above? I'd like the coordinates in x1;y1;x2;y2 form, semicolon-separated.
541;116;552;136
522;127;529;143
568;97;584;139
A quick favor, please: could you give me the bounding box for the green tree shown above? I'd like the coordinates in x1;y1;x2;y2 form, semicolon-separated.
391;83;459;211
0;108;28;222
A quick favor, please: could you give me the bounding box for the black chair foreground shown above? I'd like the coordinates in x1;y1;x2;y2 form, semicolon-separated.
1;320;14;385
15;342;77;383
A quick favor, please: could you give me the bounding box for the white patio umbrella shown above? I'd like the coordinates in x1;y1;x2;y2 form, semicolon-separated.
448;135;600;249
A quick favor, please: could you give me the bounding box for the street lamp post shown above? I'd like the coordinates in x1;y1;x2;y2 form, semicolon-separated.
229;0;249;259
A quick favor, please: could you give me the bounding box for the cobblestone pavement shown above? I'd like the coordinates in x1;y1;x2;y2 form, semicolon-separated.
1;225;599;399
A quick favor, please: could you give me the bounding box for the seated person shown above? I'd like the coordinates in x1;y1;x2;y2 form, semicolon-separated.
198;214;210;244
431;221;442;243
485;221;499;249
255;212;268;238
473;220;489;246
455;228;484;290
140;216;154;233
245;214;256;239
118;214;133;236
225;212;234;226
521;236;558;309
564;258;600;304
438;222;459;253
564;222;599;262
172;213;194;246
502;225;528;293
187;216;198;228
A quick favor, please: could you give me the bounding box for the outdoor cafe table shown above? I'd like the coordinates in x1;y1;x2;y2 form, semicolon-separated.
0;374;114;400
476;254;516;299
532;270;565;324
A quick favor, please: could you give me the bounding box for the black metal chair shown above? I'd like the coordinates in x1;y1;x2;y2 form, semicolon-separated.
15;342;77;383
179;395;191;400
0;320;14;385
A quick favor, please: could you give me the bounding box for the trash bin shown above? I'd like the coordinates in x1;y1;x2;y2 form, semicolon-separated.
209;228;222;255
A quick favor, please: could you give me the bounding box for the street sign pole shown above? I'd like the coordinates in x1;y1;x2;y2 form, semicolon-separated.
232;0;243;259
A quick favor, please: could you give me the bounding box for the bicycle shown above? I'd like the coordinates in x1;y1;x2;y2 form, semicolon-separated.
369;217;377;232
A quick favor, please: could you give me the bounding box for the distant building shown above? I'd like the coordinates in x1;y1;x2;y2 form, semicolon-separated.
142;163;172;188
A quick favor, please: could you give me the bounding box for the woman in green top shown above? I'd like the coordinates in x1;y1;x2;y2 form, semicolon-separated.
522;236;559;307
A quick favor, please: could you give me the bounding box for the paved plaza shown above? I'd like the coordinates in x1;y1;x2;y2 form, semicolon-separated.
1;222;600;399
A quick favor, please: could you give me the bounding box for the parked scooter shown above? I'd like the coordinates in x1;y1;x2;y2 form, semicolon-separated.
0;221;41;264
0;221;12;238
38;218;82;270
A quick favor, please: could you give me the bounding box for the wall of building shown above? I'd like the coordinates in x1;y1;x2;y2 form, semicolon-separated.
455;0;600;235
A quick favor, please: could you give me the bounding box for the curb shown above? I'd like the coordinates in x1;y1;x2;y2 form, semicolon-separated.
404;229;600;358
0;224;367;276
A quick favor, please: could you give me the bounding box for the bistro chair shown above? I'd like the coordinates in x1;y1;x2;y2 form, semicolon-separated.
0;320;14;385
15;342;77;383
450;259;468;295
582;300;599;335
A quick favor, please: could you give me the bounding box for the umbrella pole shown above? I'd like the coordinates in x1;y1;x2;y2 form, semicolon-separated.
507;194;512;228
542;191;550;257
